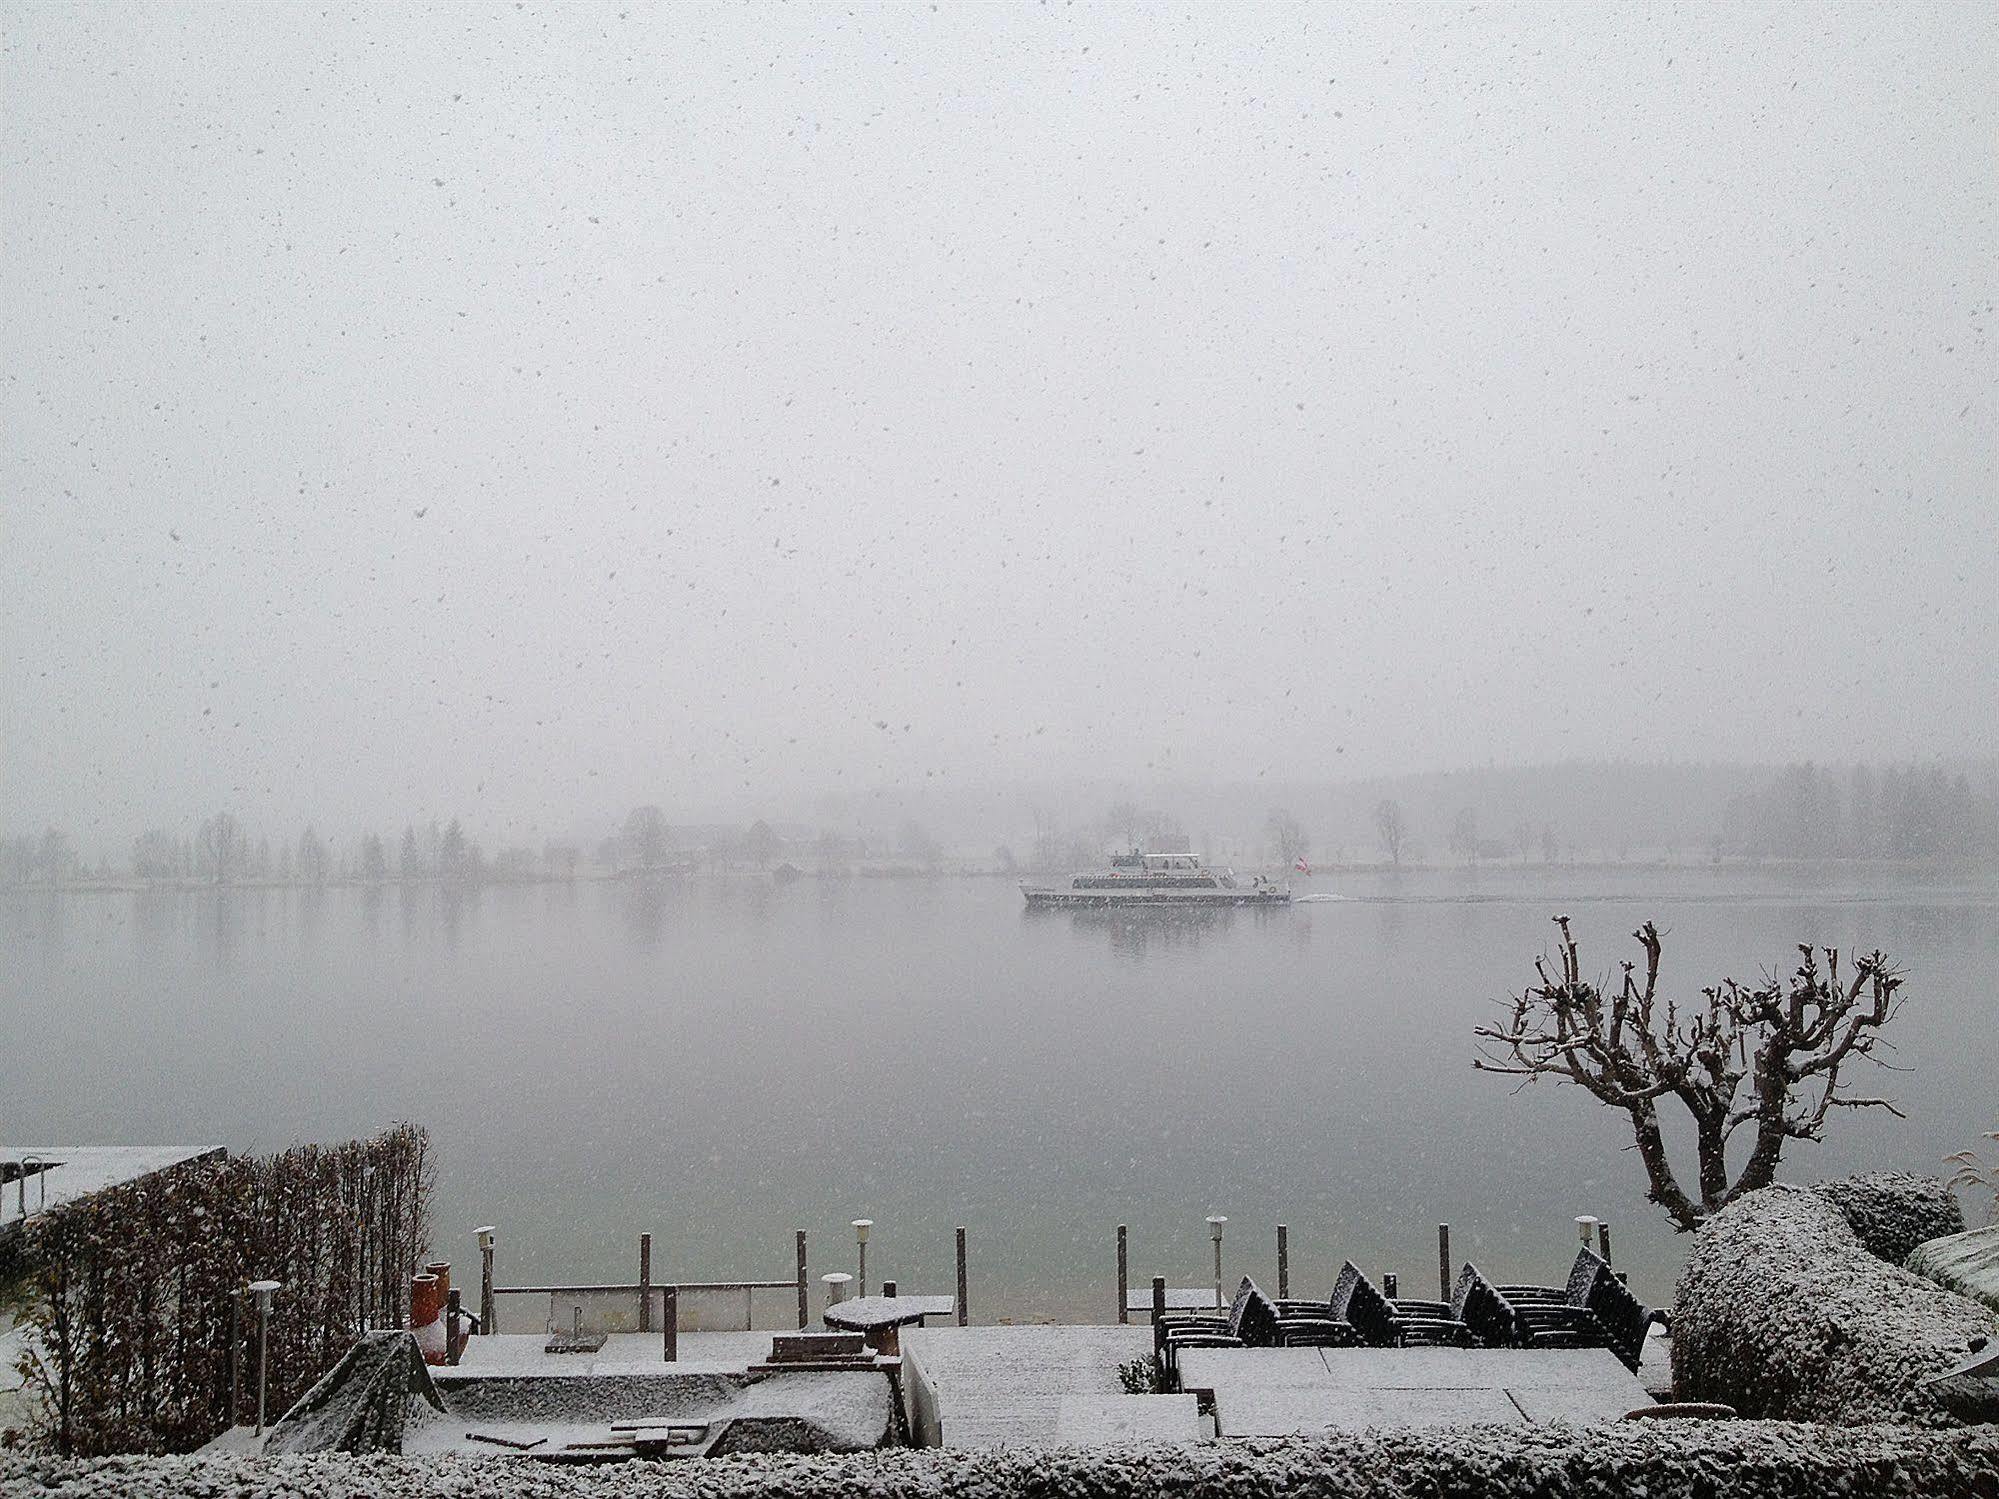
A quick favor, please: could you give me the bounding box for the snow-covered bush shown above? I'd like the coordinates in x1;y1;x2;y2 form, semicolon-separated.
4;1423;1997;1499
1673;1173;1995;1426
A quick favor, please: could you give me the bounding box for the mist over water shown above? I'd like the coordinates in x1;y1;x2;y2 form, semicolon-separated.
7;866;1990;1319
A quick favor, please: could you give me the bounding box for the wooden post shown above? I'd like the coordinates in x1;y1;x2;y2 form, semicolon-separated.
955;1226;968;1326
1277;1225;1289;1300
446;1289;462;1366
638;1233;652;1334
1438;1224;1452;1303
1597;1222;1613;1267
476;1227;496;1337
228;1288;242;1426
793;1229;810;1329
1151;1274;1166;1358
1384;1272;1398;1299
662;1285;678;1362
883;1279;897;1298
1116;1224;1129;1324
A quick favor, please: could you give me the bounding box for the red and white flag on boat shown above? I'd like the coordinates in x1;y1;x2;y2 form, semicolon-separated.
1295;858;1311;875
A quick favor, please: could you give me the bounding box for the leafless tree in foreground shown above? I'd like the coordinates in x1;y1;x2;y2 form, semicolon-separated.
1473;916;1908;1231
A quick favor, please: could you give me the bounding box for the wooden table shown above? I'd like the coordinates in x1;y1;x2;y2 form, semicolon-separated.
823;1294;958;1353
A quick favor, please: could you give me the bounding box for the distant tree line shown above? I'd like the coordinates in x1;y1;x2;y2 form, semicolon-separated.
5;761;1990;886
1721;762;1999;862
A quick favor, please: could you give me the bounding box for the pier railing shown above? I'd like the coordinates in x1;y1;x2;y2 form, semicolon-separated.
489;1279;802;1336
479;1228;815;1346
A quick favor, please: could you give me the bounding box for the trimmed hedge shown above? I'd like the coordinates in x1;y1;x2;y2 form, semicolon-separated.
10;1126;433;1456
1673;1174;1997;1426
1813;1172;1965;1263
4;1423;1997;1499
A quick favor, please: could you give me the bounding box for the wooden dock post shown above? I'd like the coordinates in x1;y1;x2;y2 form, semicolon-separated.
638;1233;652;1333
1437;1224;1451;1302
1597;1221;1613;1267
662;1284;678;1362
1151;1275;1166;1328
883;1279;897;1298
476;1227;497;1337
446;1289;462;1366
795;1230;809;1329
1277;1225;1289;1300
1383;1272;1398;1298
1116;1225;1129;1324
955;1226;968;1326
228;1288;242;1424
852;1219;872;1298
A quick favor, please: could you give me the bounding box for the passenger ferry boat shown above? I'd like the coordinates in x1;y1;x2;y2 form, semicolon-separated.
1020;850;1291;909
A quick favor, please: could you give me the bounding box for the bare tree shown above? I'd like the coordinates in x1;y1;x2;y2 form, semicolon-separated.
897;819;941;866
1373;798;1407;867
1105;801;1145;851
1266;808;1309;868
742;818;780;869
196;811;241;885
1448;807;1480;864
36;827;76;885
624;805;670;870
1474;917;1908;1232
298;825;330;886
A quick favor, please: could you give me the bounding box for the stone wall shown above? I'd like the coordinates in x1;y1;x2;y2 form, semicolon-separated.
5;1423;1997;1499
1673;1174;1996;1426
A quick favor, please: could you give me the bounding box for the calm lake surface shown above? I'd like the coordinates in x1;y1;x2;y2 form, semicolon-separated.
5;867;1993;1321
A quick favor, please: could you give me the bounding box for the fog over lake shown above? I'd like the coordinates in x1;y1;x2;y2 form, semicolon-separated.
7;867;1990;1319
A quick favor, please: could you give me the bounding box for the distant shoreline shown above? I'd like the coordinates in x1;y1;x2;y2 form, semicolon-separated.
5;854;1995;897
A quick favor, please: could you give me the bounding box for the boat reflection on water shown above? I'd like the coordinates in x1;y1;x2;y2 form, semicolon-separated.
1025;899;1291;959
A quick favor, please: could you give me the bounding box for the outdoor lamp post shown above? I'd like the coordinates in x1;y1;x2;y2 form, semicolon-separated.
249;1280;281;1437
1207;1215;1228;1308
852;1219;873;1297
1574;1215;1599;1268
475;1226;497;1336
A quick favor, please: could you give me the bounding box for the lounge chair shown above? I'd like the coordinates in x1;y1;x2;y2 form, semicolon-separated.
1467;1248;1663;1371
1155;1277;1357;1384
1329;1260;1475;1348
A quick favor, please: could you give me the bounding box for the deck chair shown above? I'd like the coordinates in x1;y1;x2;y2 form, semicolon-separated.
1478;1248;1661;1371
1330;1260;1474;1348
1157;1277;1355;1385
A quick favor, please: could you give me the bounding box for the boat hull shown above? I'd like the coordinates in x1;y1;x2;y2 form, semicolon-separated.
1021;885;1291;909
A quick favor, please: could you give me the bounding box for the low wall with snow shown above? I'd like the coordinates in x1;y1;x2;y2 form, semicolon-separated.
1672;1173;1995;1426
6;1423;1998;1499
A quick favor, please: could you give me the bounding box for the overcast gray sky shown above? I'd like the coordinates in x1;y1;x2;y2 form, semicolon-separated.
4;3;1993;846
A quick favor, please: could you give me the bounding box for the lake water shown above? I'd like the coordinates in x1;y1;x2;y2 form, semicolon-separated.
4;867;1993;1322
